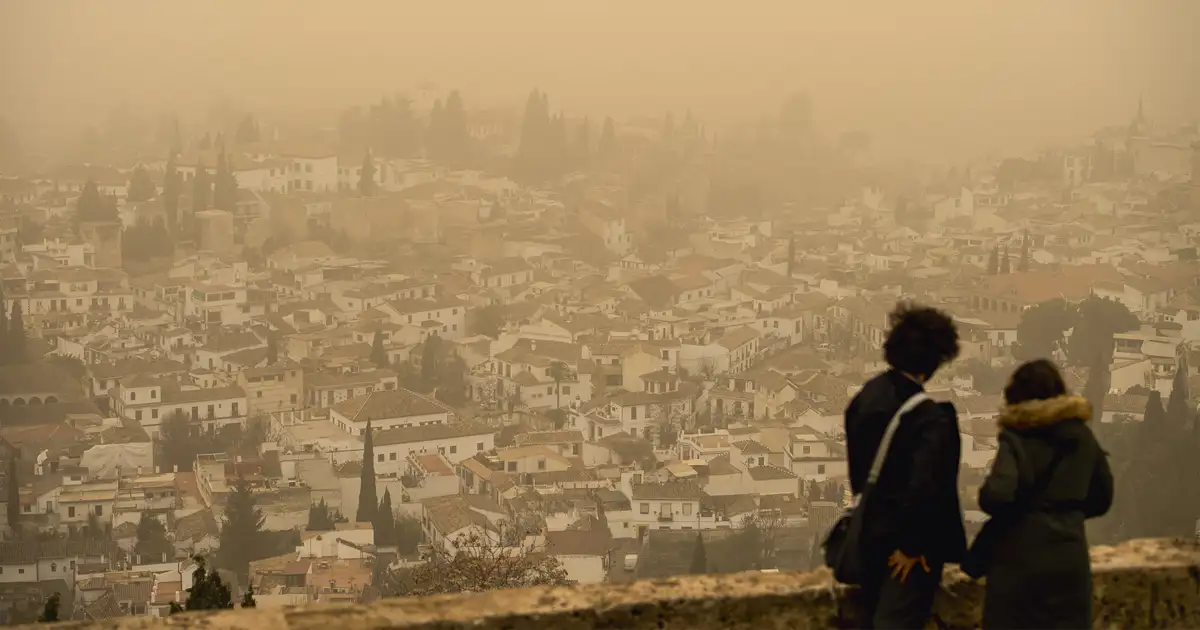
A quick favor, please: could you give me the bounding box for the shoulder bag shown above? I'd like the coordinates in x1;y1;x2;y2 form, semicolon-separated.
823;392;929;585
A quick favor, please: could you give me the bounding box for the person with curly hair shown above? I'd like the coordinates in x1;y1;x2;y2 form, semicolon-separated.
843;302;966;629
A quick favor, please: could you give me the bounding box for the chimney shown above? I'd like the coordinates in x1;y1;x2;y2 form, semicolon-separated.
173;465;179;473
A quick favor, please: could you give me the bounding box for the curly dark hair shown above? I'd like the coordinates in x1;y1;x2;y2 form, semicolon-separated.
1004;359;1068;405
882;302;960;379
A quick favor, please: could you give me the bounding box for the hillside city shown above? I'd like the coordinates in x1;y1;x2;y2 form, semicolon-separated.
0;87;1197;623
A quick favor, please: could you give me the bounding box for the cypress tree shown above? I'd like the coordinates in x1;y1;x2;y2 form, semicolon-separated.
192;159;210;215
6;454;19;531
1019;230;1031;271
358;151;377;197
597;116;617;161
375;488;394;546
163;149;181;234
7;301;25;363
988;246;999;275
370;329;388;368
998;245;1011;274
356;422;377;523
689;532;707;574
1166;355;1192;429
216;477;264;581
786;235;796;278
0;282;9;364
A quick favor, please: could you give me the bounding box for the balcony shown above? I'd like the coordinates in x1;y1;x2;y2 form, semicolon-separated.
53;538;1200;630
657;513;673;523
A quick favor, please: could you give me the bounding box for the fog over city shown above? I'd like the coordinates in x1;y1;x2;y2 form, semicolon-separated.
0;1;1198;626
3;0;1198;161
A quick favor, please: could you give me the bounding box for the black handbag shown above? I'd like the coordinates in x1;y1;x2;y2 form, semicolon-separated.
962;434;1066;579
824;392;929;585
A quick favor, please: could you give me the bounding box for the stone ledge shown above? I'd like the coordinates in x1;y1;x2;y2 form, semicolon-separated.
34;538;1200;630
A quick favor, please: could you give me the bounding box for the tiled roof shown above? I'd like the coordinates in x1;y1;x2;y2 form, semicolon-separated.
374;421;494;446
331;389;449;423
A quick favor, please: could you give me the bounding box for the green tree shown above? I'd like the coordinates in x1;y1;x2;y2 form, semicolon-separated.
1082;351;1111;421
236;114;260;144
688;532;707;574
472;304;504;338
216;476;265;581
370;329;388;368
212;143;240;211
6;454;19;531
549;361;568;412
786;235;795;278
135;513;171;562
0;282;8;364
183;556;233;611
356;423;377;523
514;90;552;182
1013;299;1075;361
1019;230;1031;271
987;245;999;275
998;245;1011;274
158;412;199;472
191;159;210;216
395;514;423;555
374;488;395;546
1165;355;1192;428
1066;296;1139;367
442;90;470;167
7;301;26;363
162;150;182;234
307;498;335;531
266;332;278;365
127;166;157;202
37;592;59;623
421;334;442;384
75;179;118;223
358;151;377;197
240;585;257;608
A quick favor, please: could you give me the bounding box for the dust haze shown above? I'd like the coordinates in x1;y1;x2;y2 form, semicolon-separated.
2;0;1196;162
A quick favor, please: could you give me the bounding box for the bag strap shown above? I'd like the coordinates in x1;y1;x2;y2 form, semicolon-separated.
866;392;930;486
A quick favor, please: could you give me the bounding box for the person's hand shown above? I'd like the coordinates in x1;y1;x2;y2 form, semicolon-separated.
887;549;930;584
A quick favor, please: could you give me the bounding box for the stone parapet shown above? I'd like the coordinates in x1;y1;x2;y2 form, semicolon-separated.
33;538;1200;629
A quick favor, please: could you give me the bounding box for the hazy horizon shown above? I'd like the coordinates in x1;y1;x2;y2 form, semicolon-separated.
2;0;1197;163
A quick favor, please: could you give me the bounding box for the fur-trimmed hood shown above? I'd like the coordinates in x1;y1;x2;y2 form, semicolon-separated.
998;395;1092;429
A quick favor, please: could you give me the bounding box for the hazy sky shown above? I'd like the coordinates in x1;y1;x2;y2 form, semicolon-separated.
2;0;1197;161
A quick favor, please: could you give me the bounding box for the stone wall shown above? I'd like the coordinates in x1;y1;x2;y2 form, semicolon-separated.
34;538;1200;630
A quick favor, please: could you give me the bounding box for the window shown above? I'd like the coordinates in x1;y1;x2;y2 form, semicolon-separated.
290;394;298;404
640;503;649;514
449;445;457;454
630;406;638;420
207;405;215;418
257;391;263;398
18;568;24;574
507;462;517;472
151;390;157;399
682;503;693;516
537;458;546;470
476;442;484;451
572;443;581;455
95;505;103;516
660;503;671;515
389;453;396;460
563;386;571;395
661;350;669;360
76;298;83;306
135;410;142;421
151;409;158;419
232;403;239;416
802;445;811;455
131;391;137;401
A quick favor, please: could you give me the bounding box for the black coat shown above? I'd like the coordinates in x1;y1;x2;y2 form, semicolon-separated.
977;394;1114;630
845;370;967;563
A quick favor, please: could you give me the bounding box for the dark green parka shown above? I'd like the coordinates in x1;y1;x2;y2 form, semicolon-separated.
978;394;1114;630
